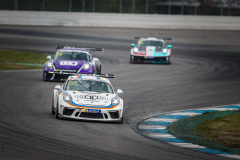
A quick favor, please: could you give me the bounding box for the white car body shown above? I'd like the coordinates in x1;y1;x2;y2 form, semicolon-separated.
130;37;172;64
52;74;123;123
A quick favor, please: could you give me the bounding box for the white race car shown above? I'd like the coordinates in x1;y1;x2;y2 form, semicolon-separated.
52;74;124;123
130;37;172;64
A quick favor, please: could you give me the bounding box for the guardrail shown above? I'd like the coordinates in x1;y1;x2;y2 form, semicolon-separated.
0;11;240;30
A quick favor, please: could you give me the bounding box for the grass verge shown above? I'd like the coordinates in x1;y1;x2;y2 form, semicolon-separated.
0;49;48;70
0;63;43;70
195;113;240;150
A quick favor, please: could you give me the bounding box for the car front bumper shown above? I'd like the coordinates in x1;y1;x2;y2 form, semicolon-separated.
131;55;170;64
55;106;123;122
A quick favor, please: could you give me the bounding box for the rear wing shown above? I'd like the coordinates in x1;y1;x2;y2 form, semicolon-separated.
95;74;115;78
56;46;104;52
135;37;171;40
72;74;115;78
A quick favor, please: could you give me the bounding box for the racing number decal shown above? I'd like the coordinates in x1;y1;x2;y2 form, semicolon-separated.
60;61;78;66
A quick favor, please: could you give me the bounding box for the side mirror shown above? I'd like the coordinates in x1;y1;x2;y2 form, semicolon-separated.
47;55;52;60
93;57;99;61
168;44;172;48
117;89;123;95
131;43;135;47
54;85;62;90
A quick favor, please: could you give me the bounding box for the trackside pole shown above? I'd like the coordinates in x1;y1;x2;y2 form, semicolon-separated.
146;0;148;14
119;0;122;13
15;0;18;10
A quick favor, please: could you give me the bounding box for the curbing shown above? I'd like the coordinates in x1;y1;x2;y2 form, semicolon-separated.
131;104;240;159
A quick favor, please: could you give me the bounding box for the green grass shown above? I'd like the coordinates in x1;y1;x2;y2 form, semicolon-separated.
0;63;43;70
0;49;48;63
195;113;240;150
0;49;48;70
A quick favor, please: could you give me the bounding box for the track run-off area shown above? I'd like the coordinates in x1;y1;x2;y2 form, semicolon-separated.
0;26;240;160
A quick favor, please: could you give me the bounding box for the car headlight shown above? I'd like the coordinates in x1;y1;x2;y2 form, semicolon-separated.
133;48;138;53
82;63;90;70
63;94;72;103
111;97;120;106
47;62;53;69
163;48;167;53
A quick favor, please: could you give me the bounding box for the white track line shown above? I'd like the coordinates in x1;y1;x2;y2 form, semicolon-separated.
145;118;177;122
139;125;166;129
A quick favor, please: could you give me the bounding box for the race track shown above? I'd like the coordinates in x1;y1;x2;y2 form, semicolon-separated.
0;26;240;160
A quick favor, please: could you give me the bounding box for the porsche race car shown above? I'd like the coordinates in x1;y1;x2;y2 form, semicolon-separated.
52;74;124;123
130;37;172;64
43;46;103;81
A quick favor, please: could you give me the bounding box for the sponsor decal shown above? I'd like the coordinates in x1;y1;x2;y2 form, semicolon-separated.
85;109;101;113
145;56;155;58
60;91;117;109
56;52;63;56
71;78;94;81
85;95;99;100
97;77;102;80
144;56;155;58
74;94;108;100
60;61;78;66
146;46;155;56
68;81;78;85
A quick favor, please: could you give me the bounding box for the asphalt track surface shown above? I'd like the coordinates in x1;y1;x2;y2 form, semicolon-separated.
0;26;240;160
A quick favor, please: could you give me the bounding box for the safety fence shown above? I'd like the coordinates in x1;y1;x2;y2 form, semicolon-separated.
0;0;240;16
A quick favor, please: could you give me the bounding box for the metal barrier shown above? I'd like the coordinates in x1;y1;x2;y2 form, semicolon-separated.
0;0;240;16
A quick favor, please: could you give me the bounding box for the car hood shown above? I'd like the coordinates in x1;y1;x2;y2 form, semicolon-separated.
53;60;89;70
64;91;116;107
138;46;163;54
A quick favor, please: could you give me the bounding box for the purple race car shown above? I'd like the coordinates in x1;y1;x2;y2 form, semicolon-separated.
43;46;103;81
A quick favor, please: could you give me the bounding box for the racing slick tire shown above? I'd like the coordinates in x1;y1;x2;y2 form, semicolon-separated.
118;117;123;123
166;57;171;65
55;103;59;119
51;96;55;115
98;65;101;74
43;73;46;81
130;55;134;63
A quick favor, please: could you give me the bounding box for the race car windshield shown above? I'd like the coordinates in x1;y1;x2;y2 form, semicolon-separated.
138;40;165;49
54;52;89;61
65;80;114;94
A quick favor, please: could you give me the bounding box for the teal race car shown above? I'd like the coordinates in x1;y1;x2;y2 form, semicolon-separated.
130;37;172;64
